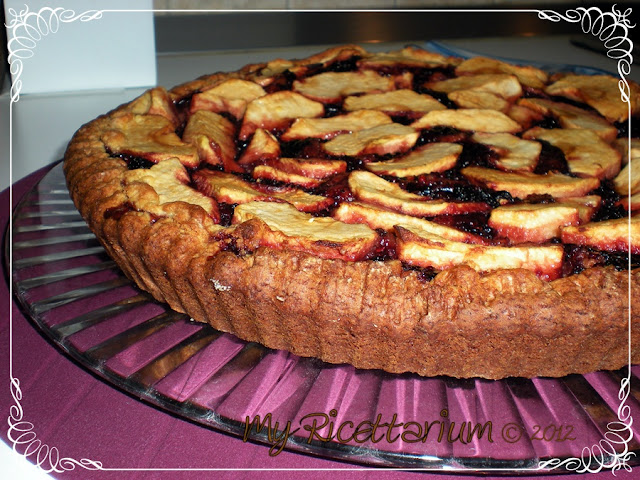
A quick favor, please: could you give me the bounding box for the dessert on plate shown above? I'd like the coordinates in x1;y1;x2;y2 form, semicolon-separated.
63;44;640;379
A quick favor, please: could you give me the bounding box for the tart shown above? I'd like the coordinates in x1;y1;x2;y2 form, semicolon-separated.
63;44;640;379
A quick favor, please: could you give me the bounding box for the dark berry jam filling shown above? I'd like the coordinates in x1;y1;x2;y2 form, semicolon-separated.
411;66;456;87
311;173;354;209
213;233;249;256
431;212;497;241
615;117;640;138
325;56;362;73
174;91;197;115
296;56;363;80
549;95;598;113
217;203;236;227
456;141;499;169
324;102;344;118
280;139;329;159
402;263;438;282
104;202;134;220
109;151;155;170
522;87;601;115
562;244;638;276
390;113;422;125
414;87;457;109
521;86;548;99
530;115;561;130
534;140;570;174
364;229;397;261
604;250;640;271
590;179;626;221
416;126;466;146
264;69;297;94
523;193;556;204
404;172;512;209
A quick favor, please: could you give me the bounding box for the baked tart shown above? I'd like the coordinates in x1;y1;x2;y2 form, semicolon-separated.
63;45;640;379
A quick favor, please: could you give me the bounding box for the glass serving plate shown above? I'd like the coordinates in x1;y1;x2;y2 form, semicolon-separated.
9;163;640;474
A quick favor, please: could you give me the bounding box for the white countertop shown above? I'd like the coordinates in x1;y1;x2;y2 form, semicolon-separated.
1;35;635;193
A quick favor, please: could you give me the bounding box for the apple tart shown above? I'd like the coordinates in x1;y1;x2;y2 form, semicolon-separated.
64;45;640;379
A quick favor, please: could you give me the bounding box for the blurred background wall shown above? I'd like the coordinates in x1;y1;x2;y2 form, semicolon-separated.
153;0;589;11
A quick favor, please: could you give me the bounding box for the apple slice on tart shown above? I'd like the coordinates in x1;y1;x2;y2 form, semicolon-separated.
323;123;420;157
349;171;489;216
365;142;462;177
471;132;541;173
343;89;447;115
395;223;564;281
193;170;333;213
411;108;522;133
561;216;640;254
190;78;267;120
102;113;198;168
523;127;621;180
334;201;488;244
461;166;600;199
233;201;381;261
182;110;241;172
281;110;393;141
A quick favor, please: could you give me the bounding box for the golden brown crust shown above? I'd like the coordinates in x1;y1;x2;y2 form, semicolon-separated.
63;46;640;379
194;251;637;378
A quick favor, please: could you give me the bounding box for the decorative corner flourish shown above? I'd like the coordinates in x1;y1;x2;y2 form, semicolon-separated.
7;376;103;473
537;4;634;102
537;369;636;473
6;6;105;472
5;4;103;103
537;6;635;473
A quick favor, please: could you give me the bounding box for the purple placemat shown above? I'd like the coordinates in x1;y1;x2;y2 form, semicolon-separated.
2;164;638;479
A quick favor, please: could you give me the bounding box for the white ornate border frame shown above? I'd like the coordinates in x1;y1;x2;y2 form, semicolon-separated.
3;4;637;476
534;7;637;474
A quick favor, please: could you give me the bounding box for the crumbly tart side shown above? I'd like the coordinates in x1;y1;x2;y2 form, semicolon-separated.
64;45;640;379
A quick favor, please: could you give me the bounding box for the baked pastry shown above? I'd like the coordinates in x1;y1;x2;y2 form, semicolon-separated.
63;44;640;379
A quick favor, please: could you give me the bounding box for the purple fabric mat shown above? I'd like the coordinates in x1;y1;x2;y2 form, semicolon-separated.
1;164;636;479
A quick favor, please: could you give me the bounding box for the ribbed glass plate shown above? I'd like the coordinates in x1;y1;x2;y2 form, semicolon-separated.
9;163;640;473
